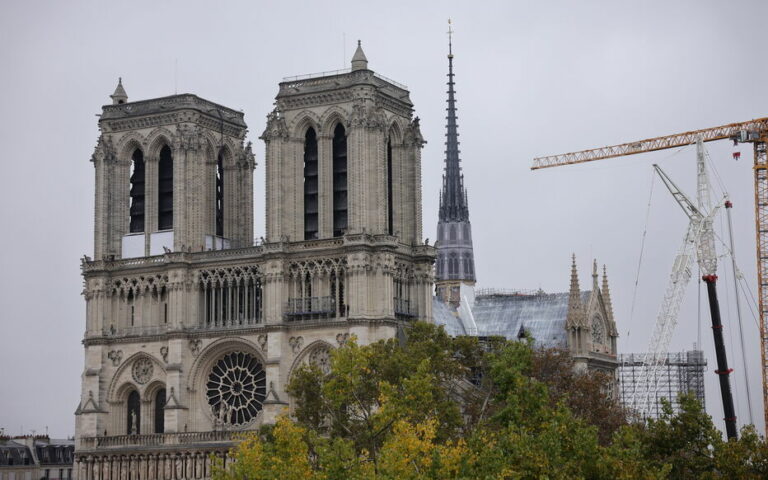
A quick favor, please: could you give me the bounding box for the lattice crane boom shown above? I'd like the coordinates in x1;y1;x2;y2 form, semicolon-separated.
532;118;768;434
532;118;768;170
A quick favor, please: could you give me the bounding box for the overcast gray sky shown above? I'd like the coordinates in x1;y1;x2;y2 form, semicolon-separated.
1;0;766;438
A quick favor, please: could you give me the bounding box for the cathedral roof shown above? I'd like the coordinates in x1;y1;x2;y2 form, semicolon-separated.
433;290;593;348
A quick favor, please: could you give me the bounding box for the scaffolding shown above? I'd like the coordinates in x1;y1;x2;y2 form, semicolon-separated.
618;350;706;419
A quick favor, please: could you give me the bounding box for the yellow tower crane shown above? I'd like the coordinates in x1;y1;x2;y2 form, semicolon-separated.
532;117;768;431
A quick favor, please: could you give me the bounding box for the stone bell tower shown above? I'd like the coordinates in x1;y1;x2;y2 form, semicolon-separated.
92;81;255;260
263;41;425;245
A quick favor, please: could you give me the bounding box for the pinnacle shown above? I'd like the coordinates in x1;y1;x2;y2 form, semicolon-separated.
110;77;128;105
351;40;368;71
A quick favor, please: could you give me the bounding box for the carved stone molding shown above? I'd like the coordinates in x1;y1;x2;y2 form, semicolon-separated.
288;336;304;354
189;339;202;356
107;350;123;366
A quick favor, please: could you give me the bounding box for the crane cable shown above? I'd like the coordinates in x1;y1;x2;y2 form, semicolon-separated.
628;170;656;337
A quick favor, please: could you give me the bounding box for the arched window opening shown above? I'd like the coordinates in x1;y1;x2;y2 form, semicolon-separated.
127;390;140;435
216;151;224;237
332;124;348;237
303;128;319;240
158;145;173;230
387;139;394;235
449;225;457;241
330;270;346;317
129;149;145;233
154;388;166;433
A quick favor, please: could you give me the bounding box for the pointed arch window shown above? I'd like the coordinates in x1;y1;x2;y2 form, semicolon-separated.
129;149;145;233
154;388;166;433
127;390;140;435
216;151;224;237
332;124;348;237
158;145;173;230
304;128;319;240
387;138;394;235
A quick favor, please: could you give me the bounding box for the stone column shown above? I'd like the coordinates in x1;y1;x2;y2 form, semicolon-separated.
317;134;333;238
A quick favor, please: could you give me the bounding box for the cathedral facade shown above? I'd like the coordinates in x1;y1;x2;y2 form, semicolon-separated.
74;44;435;479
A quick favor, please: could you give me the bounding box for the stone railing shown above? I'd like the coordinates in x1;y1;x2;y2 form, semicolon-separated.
101;94;245;126
79;430;248;450
189;318;263;332
284;296;336;319
394;297;416;318
87;324;173;339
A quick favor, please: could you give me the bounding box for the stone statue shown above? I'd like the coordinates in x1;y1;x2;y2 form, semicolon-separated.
130;410;137;435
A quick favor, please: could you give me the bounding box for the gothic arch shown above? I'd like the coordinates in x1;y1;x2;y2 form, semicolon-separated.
116;132;147;162
142;379;167;402
288;339;335;378
145;127;176;160
319;107;349;136
113;381;140;405
290;110;321;139
215;143;236;167
106;352;166;402
387;121;404;145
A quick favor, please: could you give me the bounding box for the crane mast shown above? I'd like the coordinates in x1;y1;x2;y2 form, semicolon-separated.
532;118;768;433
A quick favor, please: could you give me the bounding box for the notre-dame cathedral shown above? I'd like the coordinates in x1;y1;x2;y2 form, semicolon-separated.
73;38;617;479
74;43;435;478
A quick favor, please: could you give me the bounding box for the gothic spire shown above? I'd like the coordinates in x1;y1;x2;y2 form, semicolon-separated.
602;265;617;334
439;20;469;223
567;254;585;328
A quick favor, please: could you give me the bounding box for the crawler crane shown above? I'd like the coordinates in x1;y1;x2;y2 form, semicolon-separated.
532;117;768;436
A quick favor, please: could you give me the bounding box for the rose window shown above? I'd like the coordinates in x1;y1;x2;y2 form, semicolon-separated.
309;347;332;374
206;352;266;426
591;317;604;345
132;358;153;384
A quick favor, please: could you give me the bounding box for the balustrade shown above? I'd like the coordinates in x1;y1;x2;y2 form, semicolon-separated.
394;297;416;318
284;296;336;320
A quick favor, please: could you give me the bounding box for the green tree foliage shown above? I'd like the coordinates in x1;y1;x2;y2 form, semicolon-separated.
214;322;768;479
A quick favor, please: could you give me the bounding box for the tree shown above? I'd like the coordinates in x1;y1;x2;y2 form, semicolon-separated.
214;322;768;480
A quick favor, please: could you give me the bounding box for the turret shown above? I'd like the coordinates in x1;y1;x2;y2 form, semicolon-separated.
110;77;128;105
351;40;368;71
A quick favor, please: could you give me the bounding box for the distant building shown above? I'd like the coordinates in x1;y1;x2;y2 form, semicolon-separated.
618;349;707;418
0;436;74;480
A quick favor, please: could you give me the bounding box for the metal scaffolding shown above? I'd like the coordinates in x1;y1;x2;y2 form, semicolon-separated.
618;350;707;419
